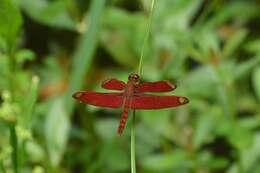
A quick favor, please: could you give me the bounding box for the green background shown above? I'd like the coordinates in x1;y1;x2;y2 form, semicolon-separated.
1;0;260;172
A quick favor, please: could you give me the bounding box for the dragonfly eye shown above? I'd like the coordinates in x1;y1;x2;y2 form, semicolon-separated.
133;75;139;80
128;73;140;81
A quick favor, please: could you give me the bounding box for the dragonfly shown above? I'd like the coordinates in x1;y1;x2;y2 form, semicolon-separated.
73;73;189;135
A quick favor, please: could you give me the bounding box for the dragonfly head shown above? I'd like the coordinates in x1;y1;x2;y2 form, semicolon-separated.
128;73;140;85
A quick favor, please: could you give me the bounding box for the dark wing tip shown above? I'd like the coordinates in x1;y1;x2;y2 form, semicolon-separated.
179;97;189;105
172;83;177;90
164;80;177;90
72;92;83;99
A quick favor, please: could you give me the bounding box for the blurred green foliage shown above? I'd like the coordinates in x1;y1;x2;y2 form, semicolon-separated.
0;0;260;172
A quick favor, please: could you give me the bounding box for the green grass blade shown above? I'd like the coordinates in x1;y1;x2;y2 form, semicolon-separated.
22;76;39;129
131;110;136;173
42;0;106;169
9;123;18;173
65;0;106;114
138;0;156;76
0;0;22;53
132;1;156;173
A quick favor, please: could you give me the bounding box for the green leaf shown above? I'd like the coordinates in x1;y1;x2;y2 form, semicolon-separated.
20;0;76;30
182;65;219;98
0;0;22;52
188;28;220;63
25;140;45;162
15;49;35;68
227;124;253;150
234;56;260;80
100;141;129;172
245;39;260;54
193;115;214;149
206;2;259;28
139;109;172;137
21;76;39;129
196;151;229;170
240;133;260;172
155;0;202;30
95;118;118;140
253;67;260;101
101;7;142;67
223;29;248;58
44;98;70;167
141;150;191;171
101;29;138;68
227;164;239;173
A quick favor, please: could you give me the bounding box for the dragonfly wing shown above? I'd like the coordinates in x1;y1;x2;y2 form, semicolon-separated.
137;81;176;93
102;79;126;91
131;94;189;109
73;91;123;108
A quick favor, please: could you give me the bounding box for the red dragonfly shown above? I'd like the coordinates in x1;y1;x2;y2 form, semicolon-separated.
73;73;189;135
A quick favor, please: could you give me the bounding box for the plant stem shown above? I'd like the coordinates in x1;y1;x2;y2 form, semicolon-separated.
131;1;156;173
138;0;156;76
131;110;136;173
10;123;18;173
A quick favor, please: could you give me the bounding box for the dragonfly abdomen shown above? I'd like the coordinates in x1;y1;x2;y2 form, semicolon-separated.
117;104;130;135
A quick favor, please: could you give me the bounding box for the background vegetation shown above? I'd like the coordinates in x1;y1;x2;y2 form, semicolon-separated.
1;0;260;172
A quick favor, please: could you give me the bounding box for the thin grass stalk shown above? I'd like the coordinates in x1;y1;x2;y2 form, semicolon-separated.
9;123;18;173
138;0;156;76
131;1;156;173
131;110;136;173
